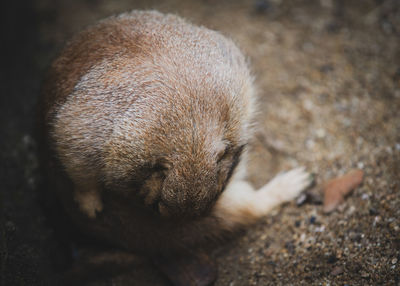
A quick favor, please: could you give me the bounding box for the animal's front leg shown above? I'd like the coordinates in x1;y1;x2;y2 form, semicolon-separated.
73;179;103;219
213;167;313;231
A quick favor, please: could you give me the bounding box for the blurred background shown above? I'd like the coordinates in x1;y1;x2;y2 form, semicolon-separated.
1;0;399;285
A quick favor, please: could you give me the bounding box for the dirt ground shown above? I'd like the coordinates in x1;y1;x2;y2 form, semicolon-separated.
1;0;399;285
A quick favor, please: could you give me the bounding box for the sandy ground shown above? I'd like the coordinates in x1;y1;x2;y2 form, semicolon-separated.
1;0;399;285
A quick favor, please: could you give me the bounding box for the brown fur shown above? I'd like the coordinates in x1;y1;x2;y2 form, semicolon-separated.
39;10;311;257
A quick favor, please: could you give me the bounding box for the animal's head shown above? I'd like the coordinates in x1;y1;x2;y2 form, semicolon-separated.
155;134;246;218
103;84;253;219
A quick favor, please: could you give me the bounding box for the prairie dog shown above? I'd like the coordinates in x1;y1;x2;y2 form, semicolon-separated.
39;10;312;265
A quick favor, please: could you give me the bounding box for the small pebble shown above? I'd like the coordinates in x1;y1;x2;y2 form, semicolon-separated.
302;42;315;52
392;258;398;264
306;139;315;149
296;188;323;206
296;193;307;206
327;254;337;264
347;205;356;215
5;221;16;233
330;266;343;276
320;0;333;8
315;128;326;138
369;208;378;215
373;216;381;226
319;64;334;74
361;271;370;278
303;99;314;111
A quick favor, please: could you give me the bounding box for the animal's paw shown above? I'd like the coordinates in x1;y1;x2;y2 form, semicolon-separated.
261;167;314;203
75;190;103;218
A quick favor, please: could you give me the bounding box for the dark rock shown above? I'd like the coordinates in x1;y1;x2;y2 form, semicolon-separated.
327;254;337;264
369;208;379;215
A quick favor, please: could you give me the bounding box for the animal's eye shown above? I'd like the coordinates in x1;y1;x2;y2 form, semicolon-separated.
142;163;168;185
219;144;247;187
217;143;247;164
217;147;230;163
151;163;168;173
235;144;247;156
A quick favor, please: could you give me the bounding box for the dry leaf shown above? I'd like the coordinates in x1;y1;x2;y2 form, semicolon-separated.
323;169;364;213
